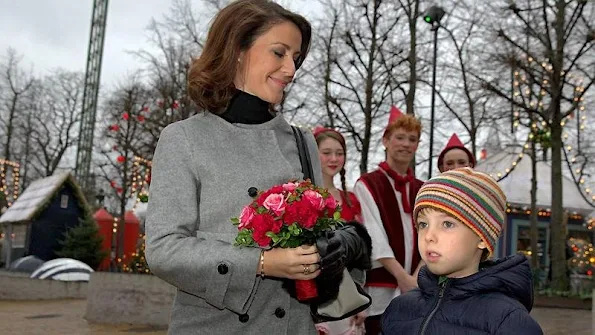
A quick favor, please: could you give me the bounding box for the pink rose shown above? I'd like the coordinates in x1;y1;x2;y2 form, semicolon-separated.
303;190;325;211
238;205;256;229
282;182;299;192
263;193;286;216
325;195;338;211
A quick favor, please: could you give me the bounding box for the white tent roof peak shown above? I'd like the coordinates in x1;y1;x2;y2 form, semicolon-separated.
475;146;594;216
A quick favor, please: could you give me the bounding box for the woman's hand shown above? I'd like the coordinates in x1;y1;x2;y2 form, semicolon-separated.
263;245;320;280
351;311;367;326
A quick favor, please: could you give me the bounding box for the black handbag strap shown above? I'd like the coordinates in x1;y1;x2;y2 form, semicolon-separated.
291;125;315;184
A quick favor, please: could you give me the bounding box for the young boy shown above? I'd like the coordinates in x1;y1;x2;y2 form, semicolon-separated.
381;168;543;335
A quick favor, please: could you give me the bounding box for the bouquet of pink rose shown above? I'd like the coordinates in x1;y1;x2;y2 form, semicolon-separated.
232;179;343;301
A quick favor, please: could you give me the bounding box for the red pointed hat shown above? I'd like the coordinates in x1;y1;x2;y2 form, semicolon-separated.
437;133;476;171
388;105;403;125
383;105;404;137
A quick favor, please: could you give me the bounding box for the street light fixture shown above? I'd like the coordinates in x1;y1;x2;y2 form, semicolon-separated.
95;188;105;208
422;5;445;178
423;6;445;27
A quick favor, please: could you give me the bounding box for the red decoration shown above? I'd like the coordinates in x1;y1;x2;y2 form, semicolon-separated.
110;180;117;188
157;100;164;107
110;124;120;132
137;115;145;122
172;101;180;109
142;106;150;112
112;145;118;151
295;279;318;301
145;171;151;184
117;155;126;163
116;187;123;194
480;149;488;160
122;112;130;121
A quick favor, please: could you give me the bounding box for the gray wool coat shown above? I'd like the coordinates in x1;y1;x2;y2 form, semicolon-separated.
145;112;323;335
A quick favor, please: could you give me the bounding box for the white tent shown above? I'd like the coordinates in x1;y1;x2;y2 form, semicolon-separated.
30;258;94;282
476;146;594;217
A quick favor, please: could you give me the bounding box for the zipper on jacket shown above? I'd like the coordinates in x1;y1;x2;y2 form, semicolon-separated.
418;278;448;335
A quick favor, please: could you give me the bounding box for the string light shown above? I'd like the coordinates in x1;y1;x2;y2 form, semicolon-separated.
507;204;583;220
131;156;152;206
511;55;593;207
568;237;595;276
0;159;21;208
115;156;153;275
488;139;528;182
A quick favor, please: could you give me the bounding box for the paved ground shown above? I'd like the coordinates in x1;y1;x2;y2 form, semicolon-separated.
0;299;591;334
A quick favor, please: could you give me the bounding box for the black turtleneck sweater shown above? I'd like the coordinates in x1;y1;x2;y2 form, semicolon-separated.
219;90;275;124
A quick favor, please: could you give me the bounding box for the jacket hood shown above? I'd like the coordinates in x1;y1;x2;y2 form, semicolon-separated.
418;254;534;311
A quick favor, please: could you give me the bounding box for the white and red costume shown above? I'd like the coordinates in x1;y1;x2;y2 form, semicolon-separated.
354;106;423;317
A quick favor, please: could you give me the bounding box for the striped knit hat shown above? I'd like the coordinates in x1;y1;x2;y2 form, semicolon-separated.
413;167;507;257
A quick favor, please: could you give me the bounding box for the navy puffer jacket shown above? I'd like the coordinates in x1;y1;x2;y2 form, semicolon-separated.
381;254;543;335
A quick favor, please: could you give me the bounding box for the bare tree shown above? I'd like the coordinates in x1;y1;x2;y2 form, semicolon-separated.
95;77;152;268
129;0;225;158
309;0;413;175
481;0;595;290
420;1;501;157
23;70;84;179
97;77;151;213
400;0;422;118
0;48;35;162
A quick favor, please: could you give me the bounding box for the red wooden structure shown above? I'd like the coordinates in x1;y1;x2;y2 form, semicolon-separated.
122;210;140;264
94;208;113;271
94;209;141;271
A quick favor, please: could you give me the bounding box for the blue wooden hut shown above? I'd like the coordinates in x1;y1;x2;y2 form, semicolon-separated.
0;172;90;267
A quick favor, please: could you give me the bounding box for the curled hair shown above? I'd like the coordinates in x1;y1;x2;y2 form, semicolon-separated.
315;129;352;207
188;0;312;113
384;114;423;139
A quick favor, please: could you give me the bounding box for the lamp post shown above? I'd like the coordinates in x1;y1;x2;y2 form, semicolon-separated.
95;188;105;208
422;6;445;178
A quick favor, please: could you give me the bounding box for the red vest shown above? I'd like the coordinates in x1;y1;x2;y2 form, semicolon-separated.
359;170;423;288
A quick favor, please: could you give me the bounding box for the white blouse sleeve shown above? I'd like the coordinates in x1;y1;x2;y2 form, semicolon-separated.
353;180;396;265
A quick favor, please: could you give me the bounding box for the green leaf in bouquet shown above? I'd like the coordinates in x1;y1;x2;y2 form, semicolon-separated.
234;230;255;247
256;207;268;214
333;211;341;220
231;217;240;225
265;232;279;244
291;224;302;236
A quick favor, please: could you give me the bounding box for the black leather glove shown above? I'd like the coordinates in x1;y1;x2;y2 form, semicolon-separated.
318;221;372;272
314;222;372;302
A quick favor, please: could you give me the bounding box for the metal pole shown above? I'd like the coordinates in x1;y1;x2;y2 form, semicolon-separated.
428;26;439;178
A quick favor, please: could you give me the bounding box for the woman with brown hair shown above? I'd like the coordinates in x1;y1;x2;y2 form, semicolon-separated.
144;1;372;334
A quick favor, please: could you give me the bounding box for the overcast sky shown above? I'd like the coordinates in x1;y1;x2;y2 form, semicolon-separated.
0;0;319;89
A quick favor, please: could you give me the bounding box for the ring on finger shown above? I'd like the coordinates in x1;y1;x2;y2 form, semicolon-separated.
303;264;311;275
